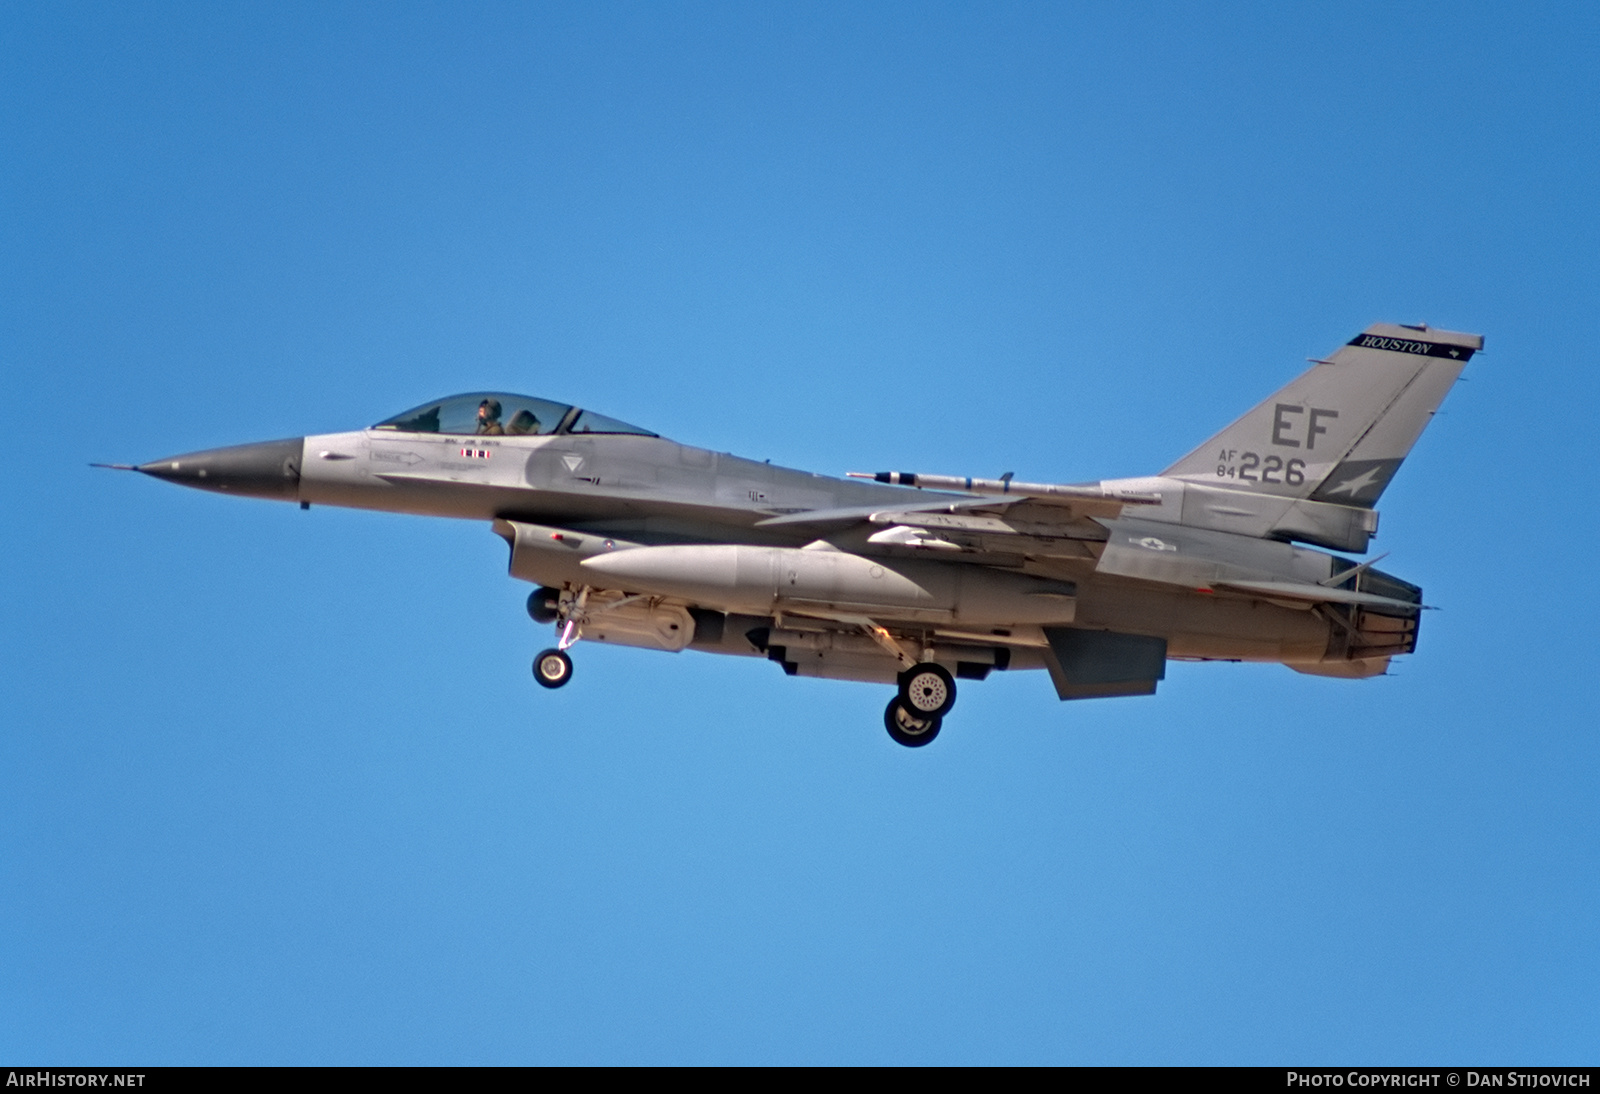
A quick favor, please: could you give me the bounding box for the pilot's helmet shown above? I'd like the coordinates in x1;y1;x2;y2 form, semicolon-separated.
478;398;502;421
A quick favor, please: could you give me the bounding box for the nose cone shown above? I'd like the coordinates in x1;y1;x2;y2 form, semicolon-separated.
138;437;304;501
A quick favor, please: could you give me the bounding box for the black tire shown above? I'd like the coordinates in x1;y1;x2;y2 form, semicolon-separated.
526;587;562;625
884;697;942;747
898;662;956;716
533;648;573;689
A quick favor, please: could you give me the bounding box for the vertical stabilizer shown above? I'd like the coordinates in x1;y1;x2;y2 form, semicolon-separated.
1162;323;1480;507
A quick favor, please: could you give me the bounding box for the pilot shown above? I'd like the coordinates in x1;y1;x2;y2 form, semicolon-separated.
506;409;541;435
476;398;505;435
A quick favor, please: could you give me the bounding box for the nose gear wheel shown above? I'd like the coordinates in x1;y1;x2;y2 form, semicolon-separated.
533;648;573;688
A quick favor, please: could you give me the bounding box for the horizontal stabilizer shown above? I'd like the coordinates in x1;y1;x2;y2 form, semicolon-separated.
1213;579;1424;614
1288;658;1391;679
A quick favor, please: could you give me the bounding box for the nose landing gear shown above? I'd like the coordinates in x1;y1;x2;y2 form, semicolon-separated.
530;585;587;689
533;647;573;688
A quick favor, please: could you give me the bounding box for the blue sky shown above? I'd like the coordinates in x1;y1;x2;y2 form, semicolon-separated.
3;1;1597;1064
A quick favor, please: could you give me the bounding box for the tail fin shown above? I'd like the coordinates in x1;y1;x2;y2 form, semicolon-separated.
1162;323;1481;507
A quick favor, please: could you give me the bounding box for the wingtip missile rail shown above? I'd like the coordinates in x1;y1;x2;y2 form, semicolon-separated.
846;470;1162;506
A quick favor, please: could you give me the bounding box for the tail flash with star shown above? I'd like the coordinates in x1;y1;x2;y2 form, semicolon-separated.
1162;322;1481;508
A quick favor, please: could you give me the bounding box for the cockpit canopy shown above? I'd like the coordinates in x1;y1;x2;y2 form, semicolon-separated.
372;392;656;438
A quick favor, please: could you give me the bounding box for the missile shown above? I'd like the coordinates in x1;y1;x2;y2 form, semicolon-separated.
847;470;1161;507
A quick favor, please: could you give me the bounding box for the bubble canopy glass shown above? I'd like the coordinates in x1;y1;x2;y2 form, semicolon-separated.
372;393;656;438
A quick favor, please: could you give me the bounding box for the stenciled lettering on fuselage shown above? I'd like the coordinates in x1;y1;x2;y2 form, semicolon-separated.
440;438;500;470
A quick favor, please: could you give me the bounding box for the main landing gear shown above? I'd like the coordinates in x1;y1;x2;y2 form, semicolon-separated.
884;696;941;747
898;662;956;717
884;662;957;747
530;585;582;689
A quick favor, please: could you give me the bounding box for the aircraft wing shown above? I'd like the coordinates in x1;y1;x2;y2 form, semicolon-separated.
758;502;1113;565
758;476;1154;530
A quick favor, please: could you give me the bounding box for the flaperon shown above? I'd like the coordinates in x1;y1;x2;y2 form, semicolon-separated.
107;321;1479;747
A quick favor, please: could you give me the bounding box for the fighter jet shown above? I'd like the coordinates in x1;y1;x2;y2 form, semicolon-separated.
108;322;1478;746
